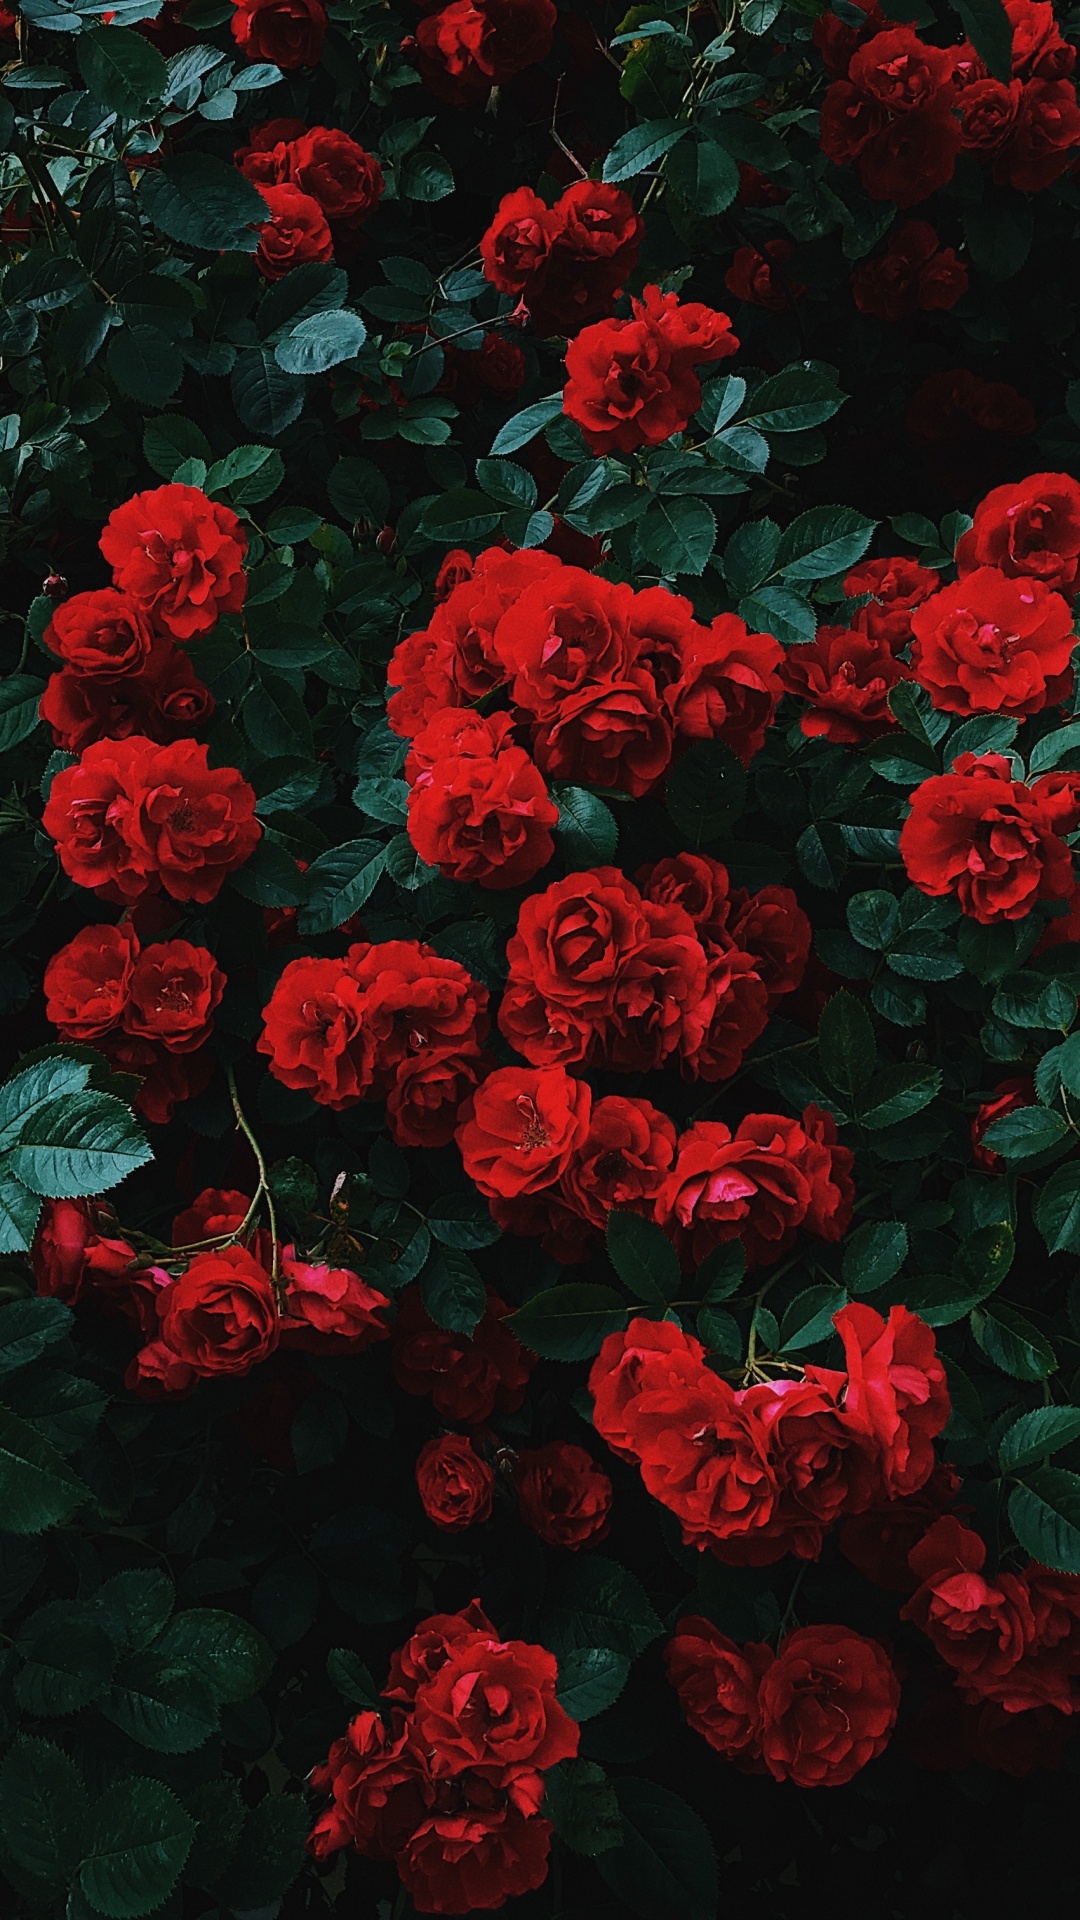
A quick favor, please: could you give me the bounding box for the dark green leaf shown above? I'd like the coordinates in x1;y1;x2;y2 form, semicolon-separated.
545;1758;623;1857
666;740;746;844
297;840;385;935
818;989;875;1096
421;1248;486;1336
597;1778;718;1920
506;1285;627;1362
76;27;167;118
842;1220;907;1293
79;1778;194;1920
555;787;618;866
606;1211;681;1304
972;1302;1057;1381
554;1647;629;1720
999;1406;1080;1473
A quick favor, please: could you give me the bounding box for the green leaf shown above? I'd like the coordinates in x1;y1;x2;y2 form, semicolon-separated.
15;1602;118;1714
639;497;717;576
107;325;182;405
1035;1162;1080;1254
555;786;619;866
603;119;688;183
744;366;845;433
665;740;746;844
141;153;266;252
156;1608;272;1704
296;839;385;935
554;1647;629;1720
76;26;167;118
779;1283;846;1351
543;1554;662;1659
972;1302;1057;1381
697;1304;742;1358
102;1654;220;1753
8;1090;151;1197
739;584;816;648
999;1406;1080;1473
274;310;367;376
0;1297;71;1376
489;393;563;457
326;1646;379;1706
777;505;876;582
0;1403;90;1533
847;889;900;952
859;1063;942;1130
606;1211;681;1304
231;347;306;436
79;1778;194;1920
426;1196;503;1250
0;675;48;756
420;488;501;543
842;1220;907;1293
94;1569;175;1654
665;135;739;214
142;415;211;481
722;517;780;595
506;1285;628;1362
545;1758;623;1857
209;1792;308;1910
597;1778;718;1920
0;1738;90;1891
818;989;875;1096
204;443;284;504
421;1248;486;1335
1009;1469;1080;1571
696;1240;745;1302
950;0;1013;80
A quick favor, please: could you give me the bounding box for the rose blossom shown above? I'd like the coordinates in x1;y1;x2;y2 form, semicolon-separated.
900;751;1080;922
758;1625;900;1786
99;483;247;642
514;1441;612;1549
416;1434;495;1532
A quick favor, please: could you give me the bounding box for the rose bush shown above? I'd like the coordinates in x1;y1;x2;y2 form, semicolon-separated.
4;0;1080;1912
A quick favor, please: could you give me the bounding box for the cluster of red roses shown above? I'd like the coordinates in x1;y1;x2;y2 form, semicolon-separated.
850;219;968;323
258;938;492;1145
44;921;223;1125
387;544;783;882
562;283;740;456
479;180;643;337
39;481;248;754
588;1307;949;1564
818;0;1080;207
308;1602;579;1915
235;119;383;279
416;1431;613;1549
667;1616;900;1787
34;1186;391;1398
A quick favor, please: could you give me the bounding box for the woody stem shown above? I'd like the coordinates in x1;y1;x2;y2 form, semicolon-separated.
226;1065;284;1308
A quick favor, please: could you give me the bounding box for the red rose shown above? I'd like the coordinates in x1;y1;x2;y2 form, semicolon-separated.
479;185;555;293
839;1462;963;1589
900;751;1080;922
731;1373;862;1565
655;1107;854;1270
638;851;734;945
665;612;783;764
589;1317;707;1461
727;884;812;1007
255;183;333;279
558;1095;676;1229
563;287;738;456
456;1064;591;1200
957;76;1023;152
43;589;155;674
32;1197;138;1305
850;219;968;321
128;1339;198;1399
99;484;247;642
665;1616;774;1763
489;1188;598;1264
393;1286;534;1424
230;0;326;67
39;636;215;756
44;921;138;1039
847;27;956;111
903;1517;1037;1703
627;1363;778;1551
156;1243;279;1377
397;1789;552;1915
514;1440;612;1549
1005;0;1075;79
288;126;383;227
405;710;558;891
348;938;489;1068
844;553;939;650
172;1188;251;1244
412;1626;578;1779
280;1248;390;1351
526;181;644;337
415;0;556;104
858;106;962;205
956;471;1080;599
435;549;477;601
970;1074;1037;1171
257;954;371;1107
121;938;224;1052
812;0;887;77
688;946;770;1084
384;1600;497;1704
725;239;804;312
1010;1567;1080;1712
779;625;908;744
758;1625;900;1786
234;116;308;185
387;546;561;736
994;77;1080;190
43;736;260;905
416;1434;495;1532
495;567;635;718
308;1710;430;1860
834;1300;950;1499
387;1047;492;1149
910;567;1075;716
102;1033;214;1126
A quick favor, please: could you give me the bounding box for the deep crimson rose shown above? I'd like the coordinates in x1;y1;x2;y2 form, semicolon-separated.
156;1244;279;1377
903;1517;1037;1703
858;105;963;204
847;25;956;107
40;636;216;755
258;955;371;1107
758;1626;900;1786
397;1788;552;1915
688;946;770;1083
128;1339;198;1399
835;1300;949;1498
405;710;558;891
900;751;1080;922
384;1600;498;1705
665;1617;774;1763
850;219;967;321
388;548;561;736
122;939;224;1052
907;367;1036;450
393;1286;534;1424
1010;1567;1080;1712
812;0;887;77
279;1248;390;1351
910;567;1075;716
957;75;1022;151
655;1107;854;1270
956;471;1080;599
994;77;1080;190
494;568;635;718
230;0;326;67
727;884;812;1007
970;1074;1036;1171
415;0;556;105
288;126;383;226
43;589;155;674
514;1441;612;1549
416;1434;495;1532
172;1188;251;1245
562;287;738;456
99;484;247;641
386;1047;492;1149
435;549;477;601
844;553;940;650
412;1628;578;1779
479;185;555;293
44;921;138;1039
638;851;734;947
665;613;784;764
589;1317;709;1461
558;1095;676;1229
43;736;260;905
255;183;333;279
32;1197;139;1305
532;673;673;800
308;1711;431;1861
455;1064;591;1199
725;239;804;311
818;82;889;165
348;938;489;1071
627;1362;778;1551
234;116;307;184
728;1373;861;1565
839;1462;963;1589
441;333;526;405
101;1032;214;1126
779;624;908;744
1005;0;1075;78
527;180;644;337
489;1187;597;1264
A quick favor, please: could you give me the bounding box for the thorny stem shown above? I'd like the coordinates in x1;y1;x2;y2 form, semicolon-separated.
226;1065;284;1306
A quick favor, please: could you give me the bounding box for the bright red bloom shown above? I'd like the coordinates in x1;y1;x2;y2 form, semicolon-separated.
406;710;559;891
308;1710;430;1861
1005;0;1075;79
479;185;554;292
903;1517;1037;1703
387;1047;493;1150
562;286;738;456
288;126;383;226
850;219;968;321
255;183;333;279
665;613;784;764
43;589;155;674
559;1095;676;1229
514;1441;612;1549
156;1244;279;1377
172;1189;250;1245
480;179;642;337
665;1617;774;1763
40;637;216;756
412;1628;578;1780
32;1197;139;1306
279;1247;390;1351
589;1317;707;1460
495;568;635;718
414;0;556;105
393;1286;534;1424
727;884;812;1007
388;546;560;736
655;1108;855;1270
384;1600;497;1705
729;1373;863;1565
758;1625;900;1786
99;484;247;642
44;922;139;1039
835;1300;949;1499
900;751;1080;922
233;116;308;184
230;0;326;67
956;471;1080;599
416;1434;495;1531
257;954;370;1108
844;553;939;651
397;1786;552;1915
123;939;224;1052
780;624;907;744
456;1064;591;1199
910;567;1075;716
